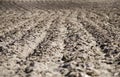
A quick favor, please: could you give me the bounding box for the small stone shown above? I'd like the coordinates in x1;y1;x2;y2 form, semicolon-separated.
62;63;70;68
30;62;34;67
24;67;33;73
61;55;67;61
0;46;3;52
60;69;69;75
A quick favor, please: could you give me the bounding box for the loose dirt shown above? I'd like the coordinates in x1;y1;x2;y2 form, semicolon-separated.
0;1;120;77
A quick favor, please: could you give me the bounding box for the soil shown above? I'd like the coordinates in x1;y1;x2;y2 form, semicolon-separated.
0;1;120;77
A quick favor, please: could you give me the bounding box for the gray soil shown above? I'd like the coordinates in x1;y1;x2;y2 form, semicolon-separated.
0;1;120;77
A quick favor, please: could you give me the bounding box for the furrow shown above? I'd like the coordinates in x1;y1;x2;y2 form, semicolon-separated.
25;10;70;77
7;12;58;59
59;9;113;77
86;10;120;42
79;9;120;60
80;10;113;42
0;12;60;77
1;11;51;46
0;11;43;36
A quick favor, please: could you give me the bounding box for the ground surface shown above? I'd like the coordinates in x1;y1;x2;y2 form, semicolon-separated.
0;1;120;77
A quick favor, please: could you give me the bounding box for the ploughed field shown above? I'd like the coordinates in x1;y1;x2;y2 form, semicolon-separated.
0;1;120;77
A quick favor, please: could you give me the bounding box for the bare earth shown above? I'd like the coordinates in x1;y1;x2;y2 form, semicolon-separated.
0;1;120;77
